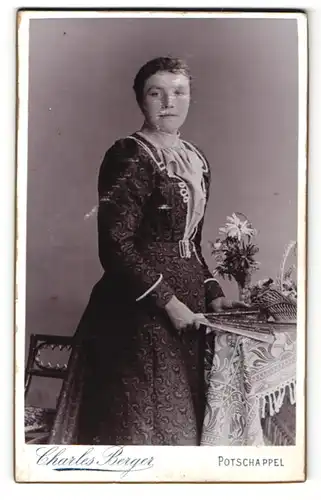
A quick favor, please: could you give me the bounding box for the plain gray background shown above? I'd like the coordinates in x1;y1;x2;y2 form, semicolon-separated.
25;17;298;407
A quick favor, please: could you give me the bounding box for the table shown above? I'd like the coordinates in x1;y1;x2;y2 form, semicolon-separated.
201;320;296;446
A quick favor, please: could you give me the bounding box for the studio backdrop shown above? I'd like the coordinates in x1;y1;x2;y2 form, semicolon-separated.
25;17;298;407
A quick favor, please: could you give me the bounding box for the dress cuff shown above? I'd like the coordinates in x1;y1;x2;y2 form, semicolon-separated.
205;278;225;308
136;274;164;302
135;274;174;309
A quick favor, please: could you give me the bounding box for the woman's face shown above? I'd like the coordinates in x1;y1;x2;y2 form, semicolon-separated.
141;71;191;134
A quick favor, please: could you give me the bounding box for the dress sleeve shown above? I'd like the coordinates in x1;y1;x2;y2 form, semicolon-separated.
193;221;225;308
97;139;175;308
191;148;225;307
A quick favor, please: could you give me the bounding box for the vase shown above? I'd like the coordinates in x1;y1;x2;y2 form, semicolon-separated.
237;274;252;304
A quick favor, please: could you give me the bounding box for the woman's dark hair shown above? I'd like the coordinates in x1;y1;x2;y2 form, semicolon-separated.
133;57;191;107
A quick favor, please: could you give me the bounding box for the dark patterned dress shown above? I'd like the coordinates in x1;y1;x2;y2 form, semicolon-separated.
49;132;224;446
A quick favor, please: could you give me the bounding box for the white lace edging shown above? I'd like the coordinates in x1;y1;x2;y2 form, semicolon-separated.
135;274;163;302
258;378;296;418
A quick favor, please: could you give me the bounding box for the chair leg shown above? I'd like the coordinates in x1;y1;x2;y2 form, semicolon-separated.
25;334;38;399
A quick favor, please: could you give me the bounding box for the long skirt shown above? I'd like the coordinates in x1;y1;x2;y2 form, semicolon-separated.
49;253;208;446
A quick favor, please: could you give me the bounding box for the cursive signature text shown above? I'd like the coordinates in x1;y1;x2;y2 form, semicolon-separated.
36;446;154;477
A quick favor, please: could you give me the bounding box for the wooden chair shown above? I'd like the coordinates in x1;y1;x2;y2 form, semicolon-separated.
24;334;72;444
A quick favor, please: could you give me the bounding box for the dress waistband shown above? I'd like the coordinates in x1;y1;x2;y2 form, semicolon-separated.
140;239;198;260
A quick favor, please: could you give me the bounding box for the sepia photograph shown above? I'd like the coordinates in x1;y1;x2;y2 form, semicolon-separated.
15;9;307;482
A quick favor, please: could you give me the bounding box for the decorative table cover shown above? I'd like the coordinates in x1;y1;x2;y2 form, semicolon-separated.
201;318;296;446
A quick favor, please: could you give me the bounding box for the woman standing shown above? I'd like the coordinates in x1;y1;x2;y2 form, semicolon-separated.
49;57;243;446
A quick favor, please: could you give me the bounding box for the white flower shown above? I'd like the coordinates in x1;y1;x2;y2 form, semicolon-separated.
219;213;256;240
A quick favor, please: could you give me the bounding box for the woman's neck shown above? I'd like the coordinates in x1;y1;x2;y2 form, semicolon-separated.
139;124;180;149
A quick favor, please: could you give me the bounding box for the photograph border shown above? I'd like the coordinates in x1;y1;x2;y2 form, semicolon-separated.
14;8;308;483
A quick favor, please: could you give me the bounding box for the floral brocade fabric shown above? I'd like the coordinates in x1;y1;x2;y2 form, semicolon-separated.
48;134;224;446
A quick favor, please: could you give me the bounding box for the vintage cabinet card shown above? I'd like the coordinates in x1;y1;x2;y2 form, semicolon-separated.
15;9;307;483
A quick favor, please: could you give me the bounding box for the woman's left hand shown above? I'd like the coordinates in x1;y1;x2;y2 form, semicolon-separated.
208;297;250;313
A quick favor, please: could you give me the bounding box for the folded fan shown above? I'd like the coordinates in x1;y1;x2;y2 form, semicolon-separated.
195;314;276;344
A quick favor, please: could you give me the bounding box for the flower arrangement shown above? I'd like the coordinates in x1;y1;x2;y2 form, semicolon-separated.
210;212;298;316
209;213;260;303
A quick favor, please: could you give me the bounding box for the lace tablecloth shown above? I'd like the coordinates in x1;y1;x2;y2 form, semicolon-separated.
201;322;296;446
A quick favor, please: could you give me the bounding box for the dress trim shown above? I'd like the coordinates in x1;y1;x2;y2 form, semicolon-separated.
128;133;190;214
127;135;166;171
135;274;163;302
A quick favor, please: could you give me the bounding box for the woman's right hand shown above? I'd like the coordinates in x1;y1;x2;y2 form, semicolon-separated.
164;295;203;331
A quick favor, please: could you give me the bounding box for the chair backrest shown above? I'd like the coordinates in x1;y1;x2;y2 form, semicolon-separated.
25;333;73;398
